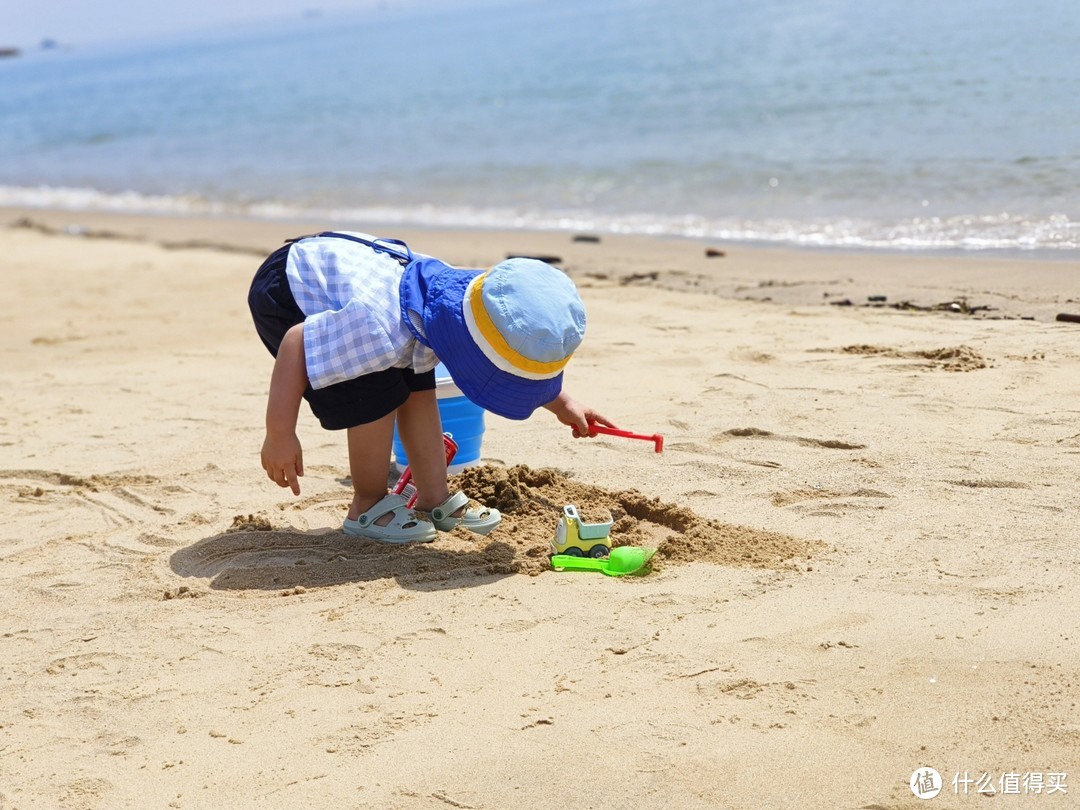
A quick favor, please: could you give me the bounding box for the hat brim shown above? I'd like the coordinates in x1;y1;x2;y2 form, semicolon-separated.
423;269;563;420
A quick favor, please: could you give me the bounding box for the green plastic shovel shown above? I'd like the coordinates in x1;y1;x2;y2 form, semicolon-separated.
550;547;656;577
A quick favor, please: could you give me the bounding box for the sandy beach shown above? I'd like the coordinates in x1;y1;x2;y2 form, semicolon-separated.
2;207;1079;809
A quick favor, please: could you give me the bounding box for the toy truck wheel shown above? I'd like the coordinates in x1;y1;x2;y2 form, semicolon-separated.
559;547;585;558
588;544;610;559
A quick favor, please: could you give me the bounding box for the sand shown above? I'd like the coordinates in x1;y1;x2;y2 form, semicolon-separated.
2;208;1079;809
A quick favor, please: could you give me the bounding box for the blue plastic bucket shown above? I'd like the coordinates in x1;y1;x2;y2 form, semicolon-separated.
393;363;485;473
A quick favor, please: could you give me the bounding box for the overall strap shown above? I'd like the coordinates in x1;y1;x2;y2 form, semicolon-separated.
284;231;414;266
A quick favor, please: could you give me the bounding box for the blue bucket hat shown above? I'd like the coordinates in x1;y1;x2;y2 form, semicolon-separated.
401;257;586;420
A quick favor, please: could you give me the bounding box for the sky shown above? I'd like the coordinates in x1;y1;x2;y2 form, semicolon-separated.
3;0;445;48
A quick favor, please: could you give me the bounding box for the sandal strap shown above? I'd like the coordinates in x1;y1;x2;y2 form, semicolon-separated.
353;494;423;529
430;491;470;523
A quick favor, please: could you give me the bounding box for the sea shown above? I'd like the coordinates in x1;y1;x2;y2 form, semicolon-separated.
2;0;1079;255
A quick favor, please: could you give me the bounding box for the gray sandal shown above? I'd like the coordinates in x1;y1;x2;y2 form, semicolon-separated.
421;491;501;535
343;494;436;544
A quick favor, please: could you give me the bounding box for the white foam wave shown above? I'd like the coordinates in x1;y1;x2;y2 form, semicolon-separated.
2;184;1077;254
0;185;237;216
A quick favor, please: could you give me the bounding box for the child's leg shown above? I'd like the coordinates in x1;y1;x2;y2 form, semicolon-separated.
394;389;454;512
345;412;398;522
396;388;501;535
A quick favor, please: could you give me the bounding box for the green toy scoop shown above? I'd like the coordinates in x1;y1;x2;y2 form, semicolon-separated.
550;547;656;577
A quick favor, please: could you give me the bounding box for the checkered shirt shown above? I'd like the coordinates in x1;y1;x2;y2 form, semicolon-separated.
285;233;437;390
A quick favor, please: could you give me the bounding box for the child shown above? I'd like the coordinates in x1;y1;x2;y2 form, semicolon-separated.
248;231;613;544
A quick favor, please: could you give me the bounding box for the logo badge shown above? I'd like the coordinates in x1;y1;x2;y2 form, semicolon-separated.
910;767;943;800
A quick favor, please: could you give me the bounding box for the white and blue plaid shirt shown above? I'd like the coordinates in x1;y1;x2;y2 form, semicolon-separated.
285;233;437;390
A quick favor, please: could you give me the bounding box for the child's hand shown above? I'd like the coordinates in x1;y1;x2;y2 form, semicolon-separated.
543;391;615;437
261;431;305;495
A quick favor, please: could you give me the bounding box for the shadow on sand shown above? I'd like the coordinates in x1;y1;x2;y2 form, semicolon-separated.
169;526;521;592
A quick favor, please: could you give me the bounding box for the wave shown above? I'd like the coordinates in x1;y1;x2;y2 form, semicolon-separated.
2;184;1078;255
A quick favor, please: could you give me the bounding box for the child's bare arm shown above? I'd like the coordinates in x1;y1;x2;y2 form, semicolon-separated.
542;390;615;436
261;323;308;495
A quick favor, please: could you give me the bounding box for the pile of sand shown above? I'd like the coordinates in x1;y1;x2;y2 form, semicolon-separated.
454;464;822;573
831;343;991;371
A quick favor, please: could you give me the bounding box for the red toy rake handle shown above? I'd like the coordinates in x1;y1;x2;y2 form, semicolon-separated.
392;433;458;507
575;422;664;453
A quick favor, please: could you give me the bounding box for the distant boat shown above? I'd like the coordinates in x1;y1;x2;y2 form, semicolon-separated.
0;47;21;58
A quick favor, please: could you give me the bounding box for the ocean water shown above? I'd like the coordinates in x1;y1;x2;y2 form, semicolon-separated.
1;0;1078;254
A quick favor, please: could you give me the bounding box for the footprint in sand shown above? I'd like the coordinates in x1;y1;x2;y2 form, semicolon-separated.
770;488;892;508
946;478;1030;489
719;427;866;450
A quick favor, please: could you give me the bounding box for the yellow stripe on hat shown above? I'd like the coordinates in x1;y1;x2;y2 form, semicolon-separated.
468;273;572;376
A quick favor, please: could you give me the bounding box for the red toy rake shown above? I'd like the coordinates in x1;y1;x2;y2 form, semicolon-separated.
573;421;664;453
